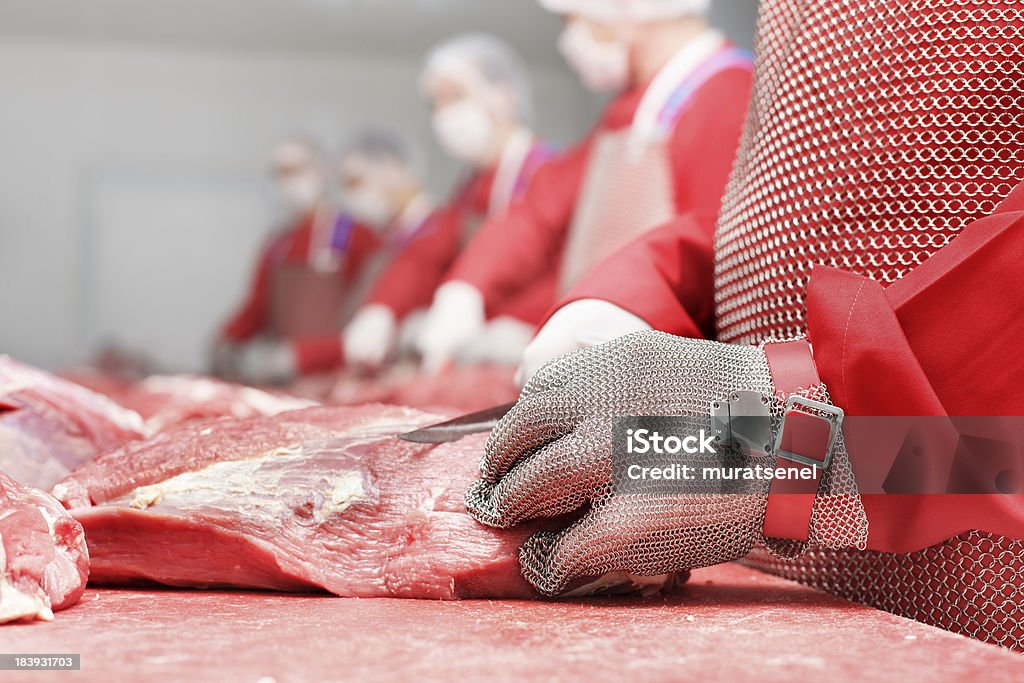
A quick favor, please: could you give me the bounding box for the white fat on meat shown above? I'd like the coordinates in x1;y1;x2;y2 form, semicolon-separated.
116;442;375;526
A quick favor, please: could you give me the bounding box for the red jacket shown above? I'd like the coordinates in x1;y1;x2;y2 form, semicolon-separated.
365;139;557;324
219;210;381;373
363;208;460;321
445;52;753;320
806;184;1024;552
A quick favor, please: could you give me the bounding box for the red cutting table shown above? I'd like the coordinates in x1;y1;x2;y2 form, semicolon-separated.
5;564;1023;682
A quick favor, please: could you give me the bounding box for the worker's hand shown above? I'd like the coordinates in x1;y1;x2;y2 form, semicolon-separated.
344;305;398;369
234;340;298;386
515;299;653;387
210;339;241;380
416;281;486;373
465;331;863;596
458;317;534;366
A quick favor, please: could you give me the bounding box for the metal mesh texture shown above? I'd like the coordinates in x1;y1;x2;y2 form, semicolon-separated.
715;0;1024;650
717;0;1024;345
466;332;865;596
762;381;867;559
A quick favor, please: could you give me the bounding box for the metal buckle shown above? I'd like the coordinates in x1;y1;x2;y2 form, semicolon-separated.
710;390;773;458
772;396;844;471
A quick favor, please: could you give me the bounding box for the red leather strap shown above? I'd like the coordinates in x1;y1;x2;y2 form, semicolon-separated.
762;340;829;541
764;340;820;393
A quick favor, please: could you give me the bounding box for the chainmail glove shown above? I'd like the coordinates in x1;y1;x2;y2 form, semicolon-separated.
465;331;866;596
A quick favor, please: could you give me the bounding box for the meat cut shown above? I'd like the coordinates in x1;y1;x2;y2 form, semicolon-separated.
114;375;317;432
56;405;674;599
64;370;318;433
0;357;147;489
54;405;544;598
386;364;520;413
326;364;521;414
0;356;147;489
0;472;89;623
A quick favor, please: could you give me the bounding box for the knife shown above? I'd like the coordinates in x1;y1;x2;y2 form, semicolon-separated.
398;402;517;444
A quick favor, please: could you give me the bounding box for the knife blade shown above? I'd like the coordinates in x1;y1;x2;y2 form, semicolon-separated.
398;402;517;444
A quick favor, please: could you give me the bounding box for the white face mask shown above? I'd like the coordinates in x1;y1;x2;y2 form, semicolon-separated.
432;100;500;166
278;171;324;212
343;187;396;229
558;21;631;93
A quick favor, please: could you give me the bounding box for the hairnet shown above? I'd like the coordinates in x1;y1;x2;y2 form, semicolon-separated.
338;127;425;180
538;0;711;23
421;33;534;124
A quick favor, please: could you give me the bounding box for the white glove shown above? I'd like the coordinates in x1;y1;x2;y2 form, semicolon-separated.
516;299;652;387
396;309;427;357
343;305;398;369
416;281;486;373
235;340;298;386
458;317;535;366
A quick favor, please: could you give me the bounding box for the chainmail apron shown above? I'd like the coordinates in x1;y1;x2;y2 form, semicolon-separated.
269;265;349;338
714;0;1024;650
558;130;675;293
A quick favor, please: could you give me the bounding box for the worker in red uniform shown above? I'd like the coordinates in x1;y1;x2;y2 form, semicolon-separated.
334;129;440;369
344;34;556;369
466;0;1024;650
415;0;753;371
212;137;381;385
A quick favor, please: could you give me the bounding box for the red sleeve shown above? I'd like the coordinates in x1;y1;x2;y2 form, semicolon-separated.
446;139;593;305
291;336;344;375
667;67;753;220
220;240;275;342
553;212;717;338
515;68;752;334
342;225;383;286
809;182;1024;418
365;210;462;320
804;181;1024;553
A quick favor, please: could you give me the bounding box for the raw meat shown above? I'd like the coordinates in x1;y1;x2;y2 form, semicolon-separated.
327;364;520;413
0;356;147;489
64;369;319;432
59;367;136;401
53;405;543;599
388;364;520;413
59;347;153;398
323;370;408;406
0;472;89;623
285;370;345;402
115;375;317;432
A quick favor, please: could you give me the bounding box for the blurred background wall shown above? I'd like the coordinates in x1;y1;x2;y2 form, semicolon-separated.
0;0;759;372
